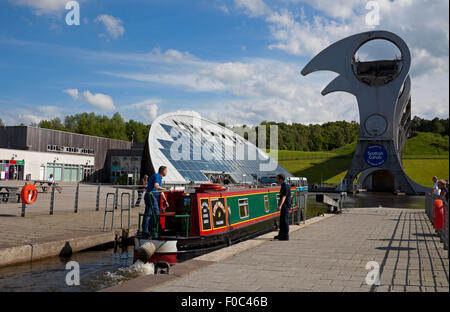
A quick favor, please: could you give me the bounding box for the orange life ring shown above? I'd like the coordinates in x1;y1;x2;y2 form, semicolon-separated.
21;184;38;204
433;199;444;230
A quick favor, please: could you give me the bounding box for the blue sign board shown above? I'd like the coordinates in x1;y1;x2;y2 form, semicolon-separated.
364;144;387;167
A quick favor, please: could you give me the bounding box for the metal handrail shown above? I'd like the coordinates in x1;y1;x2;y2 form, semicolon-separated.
103;192;116;231
120;192;131;230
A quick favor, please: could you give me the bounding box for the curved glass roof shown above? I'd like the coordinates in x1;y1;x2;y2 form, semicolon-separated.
147;112;291;184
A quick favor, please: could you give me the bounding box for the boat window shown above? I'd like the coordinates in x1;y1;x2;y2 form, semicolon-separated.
238;198;249;219
264;195;269;213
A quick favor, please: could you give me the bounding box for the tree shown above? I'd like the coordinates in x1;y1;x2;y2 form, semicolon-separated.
38;112;151;142
126;119;151;142
39;118;66;131
0;118;4;127
430;118;445;134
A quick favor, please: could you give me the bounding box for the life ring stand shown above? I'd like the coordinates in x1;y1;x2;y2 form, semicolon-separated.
21;184;38;204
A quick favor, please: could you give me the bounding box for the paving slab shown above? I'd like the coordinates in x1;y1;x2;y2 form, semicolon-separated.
147;208;448;292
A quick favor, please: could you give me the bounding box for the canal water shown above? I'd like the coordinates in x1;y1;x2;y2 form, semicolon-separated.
0;192;425;292
0;245;140;292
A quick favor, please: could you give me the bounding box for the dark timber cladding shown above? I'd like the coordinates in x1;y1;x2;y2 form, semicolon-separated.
0;126;133;181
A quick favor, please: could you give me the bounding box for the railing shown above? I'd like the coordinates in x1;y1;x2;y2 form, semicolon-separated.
425;193;449;252
0;181;143;217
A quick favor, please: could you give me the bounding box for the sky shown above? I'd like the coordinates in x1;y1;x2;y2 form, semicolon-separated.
0;0;448;126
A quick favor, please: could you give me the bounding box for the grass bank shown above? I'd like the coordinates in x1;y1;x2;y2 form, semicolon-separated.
272;132;449;187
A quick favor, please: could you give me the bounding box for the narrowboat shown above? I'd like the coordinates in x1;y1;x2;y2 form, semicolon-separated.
134;181;308;264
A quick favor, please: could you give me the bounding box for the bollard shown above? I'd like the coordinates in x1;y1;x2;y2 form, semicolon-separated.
95;183;101;211
21;202;26;217
303;194;307;224
49;184;55;215
114;187;119;210
74;182;80;213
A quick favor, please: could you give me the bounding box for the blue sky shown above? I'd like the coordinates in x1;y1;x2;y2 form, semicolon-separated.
0;0;448;126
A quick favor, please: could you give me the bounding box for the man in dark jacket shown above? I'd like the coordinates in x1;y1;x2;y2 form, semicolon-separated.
274;174;292;241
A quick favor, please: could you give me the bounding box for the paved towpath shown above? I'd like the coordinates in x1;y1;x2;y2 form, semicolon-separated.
149;208;448;292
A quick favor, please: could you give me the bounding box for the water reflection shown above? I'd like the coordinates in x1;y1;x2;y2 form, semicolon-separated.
0;245;135;292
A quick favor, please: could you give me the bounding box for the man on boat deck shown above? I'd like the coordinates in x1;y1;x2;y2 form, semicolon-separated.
142;166;171;235
274;174;292;241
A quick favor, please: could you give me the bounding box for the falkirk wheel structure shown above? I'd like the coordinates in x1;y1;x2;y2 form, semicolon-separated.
301;30;430;194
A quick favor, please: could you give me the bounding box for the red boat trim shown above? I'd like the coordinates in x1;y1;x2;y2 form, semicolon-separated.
197;186;298;236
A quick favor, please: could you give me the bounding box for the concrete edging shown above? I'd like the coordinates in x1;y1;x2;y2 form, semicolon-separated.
100;214;336;292
0;232;117;268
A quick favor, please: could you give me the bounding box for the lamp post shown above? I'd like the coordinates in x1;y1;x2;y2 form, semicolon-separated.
53;157;59;179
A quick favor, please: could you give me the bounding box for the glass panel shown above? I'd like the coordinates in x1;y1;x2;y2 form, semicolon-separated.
53;167;62;181
64;168;71;181
71;168;78;181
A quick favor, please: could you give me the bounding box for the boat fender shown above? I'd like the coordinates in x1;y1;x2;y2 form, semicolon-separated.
154;261;170;274
136;242;156;262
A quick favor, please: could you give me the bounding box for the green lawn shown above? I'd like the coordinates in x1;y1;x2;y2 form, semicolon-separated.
403;132;449;156
402;159;449;186
274;132;449;185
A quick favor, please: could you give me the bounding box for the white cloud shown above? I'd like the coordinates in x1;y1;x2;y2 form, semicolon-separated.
82;90;115;110
265;1;449;65
101;53;359;125
63;88;115;111
125;98;161;123
226;0;449;123
234;0;271;17
0;105;63;125
218;4;229;14
95;14;125;39
10;0;85;16
63;88;79;99
287;0;360;20
266;8;357;57
144;104;159;122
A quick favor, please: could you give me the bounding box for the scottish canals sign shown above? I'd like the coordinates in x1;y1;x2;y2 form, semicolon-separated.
364;144;387;167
